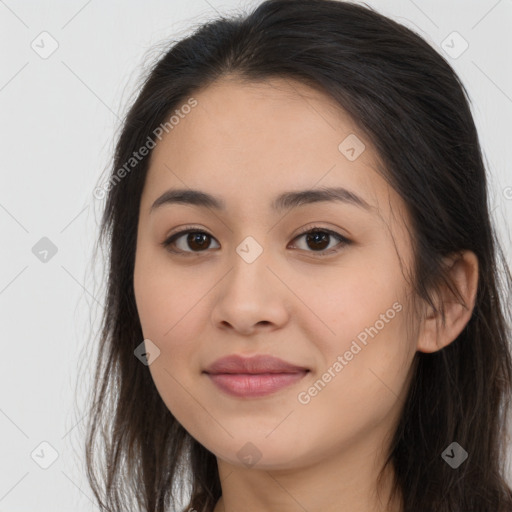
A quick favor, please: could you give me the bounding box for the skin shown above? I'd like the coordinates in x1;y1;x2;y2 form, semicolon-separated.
133;76;479;512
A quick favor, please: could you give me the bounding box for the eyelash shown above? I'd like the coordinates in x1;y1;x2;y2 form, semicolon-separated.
160;224;351;257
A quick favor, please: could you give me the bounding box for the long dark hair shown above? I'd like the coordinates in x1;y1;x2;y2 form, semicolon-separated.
83;1;512;510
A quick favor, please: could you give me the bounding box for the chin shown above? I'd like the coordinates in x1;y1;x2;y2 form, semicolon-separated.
209;438;308;471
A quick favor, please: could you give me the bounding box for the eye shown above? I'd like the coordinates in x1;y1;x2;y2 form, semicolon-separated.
161;227;220;255
289;225;350;256
161;225;351;256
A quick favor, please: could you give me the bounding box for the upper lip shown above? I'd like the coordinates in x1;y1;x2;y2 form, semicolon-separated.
204;354;309;374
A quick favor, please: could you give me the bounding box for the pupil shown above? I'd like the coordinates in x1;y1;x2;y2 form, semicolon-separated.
307;232;329;250
188;232;209;251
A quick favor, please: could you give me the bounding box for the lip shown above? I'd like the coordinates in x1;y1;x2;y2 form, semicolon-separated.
203;354;310;398
204;354;309;374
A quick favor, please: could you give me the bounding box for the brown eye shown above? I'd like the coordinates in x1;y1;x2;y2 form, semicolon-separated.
291;227;350;255
304;231;330;251
161;226;350;257
184;232;212;251
162;230;220;254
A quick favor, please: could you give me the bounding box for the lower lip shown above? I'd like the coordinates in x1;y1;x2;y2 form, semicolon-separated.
206;371;308;398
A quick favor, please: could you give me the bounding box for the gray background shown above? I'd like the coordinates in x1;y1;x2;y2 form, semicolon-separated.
0;0;511;510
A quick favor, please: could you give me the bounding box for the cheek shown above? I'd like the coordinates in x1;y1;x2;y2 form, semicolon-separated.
134;252;210;410
134;248;203;339
293;304;413;460
135;278;205;375
305;261;405;344
304;261;414;401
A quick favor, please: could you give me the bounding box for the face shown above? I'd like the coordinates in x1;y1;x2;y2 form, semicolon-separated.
133;77;419;471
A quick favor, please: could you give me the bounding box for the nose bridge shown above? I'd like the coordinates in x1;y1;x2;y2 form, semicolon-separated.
235;233;266;266
211;233;289;332
228;233;271;297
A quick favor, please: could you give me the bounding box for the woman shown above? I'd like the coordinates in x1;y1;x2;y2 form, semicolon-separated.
84;1;512;511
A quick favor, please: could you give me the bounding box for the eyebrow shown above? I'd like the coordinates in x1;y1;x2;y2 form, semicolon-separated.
150;186;372;214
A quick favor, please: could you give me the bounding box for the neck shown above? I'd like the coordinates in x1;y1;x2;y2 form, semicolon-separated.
211;439;402;512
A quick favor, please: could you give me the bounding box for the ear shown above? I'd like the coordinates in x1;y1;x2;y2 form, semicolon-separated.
417;250;479;354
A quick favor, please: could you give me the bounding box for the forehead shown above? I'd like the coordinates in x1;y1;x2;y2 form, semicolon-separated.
142;77;398;218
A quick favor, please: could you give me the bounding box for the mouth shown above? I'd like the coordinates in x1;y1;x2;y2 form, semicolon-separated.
203;354;310;398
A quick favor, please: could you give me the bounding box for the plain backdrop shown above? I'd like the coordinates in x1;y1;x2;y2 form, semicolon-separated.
0;1;511;510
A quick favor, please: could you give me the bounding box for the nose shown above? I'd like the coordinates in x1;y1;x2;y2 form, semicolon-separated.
210;249;291;336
